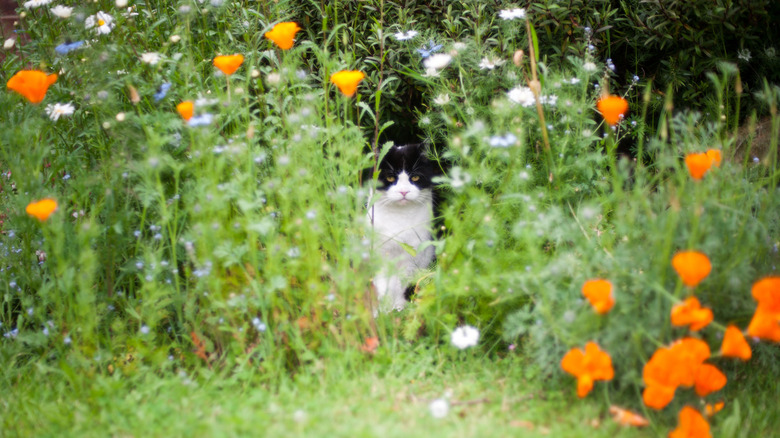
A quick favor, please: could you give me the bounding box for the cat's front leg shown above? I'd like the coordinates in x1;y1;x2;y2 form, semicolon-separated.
373;273;407;313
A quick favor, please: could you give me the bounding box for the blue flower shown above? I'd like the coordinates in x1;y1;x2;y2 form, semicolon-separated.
416;40;442;58
153;82;171;102
55;40;84;55
188;113;213;127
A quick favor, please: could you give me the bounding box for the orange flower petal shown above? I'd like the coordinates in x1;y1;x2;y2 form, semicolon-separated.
330;70;365;97
582;279;615;314
685;153;713;180
720;325;752;360
669;406;711;438
561;342;614;398
609;406;650;427
643;384;676;410
704;401;724;417
264;22;301;50
751;276;780;315
360;336;379;354
705;149;722;167
671;297;713;331
7;70;58;104
597;95;629;125
213;54;244;76
576;374;594;398
694;364;727;397
747;308;780;342
176;101;194;121
672;251;712;288
25;198;58;221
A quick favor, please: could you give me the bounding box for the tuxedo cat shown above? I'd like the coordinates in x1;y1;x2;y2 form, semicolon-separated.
367;143;437;312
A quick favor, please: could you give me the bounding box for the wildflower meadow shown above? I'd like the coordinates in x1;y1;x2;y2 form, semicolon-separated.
2;0;779;436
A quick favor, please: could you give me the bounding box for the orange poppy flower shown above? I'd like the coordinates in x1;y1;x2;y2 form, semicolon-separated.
685;153;712;180
560;341;614;398
264;22;301;50
672;251;712;288
751;276;780;314
720;325;751;360
25;198;58;221
609;406;649;427
360;336;379;354
596;95;629;126
669;406;711;438
667;338;711;387
746;309;780;342
7;70;58;104
671;297;713;331
705;149;722;167
582;279;615;314
176;101;194;121
643;383;677;410
643;338;710;409
213;54;244;76
330;70;365;97
693;363;727;397
704;401;724;417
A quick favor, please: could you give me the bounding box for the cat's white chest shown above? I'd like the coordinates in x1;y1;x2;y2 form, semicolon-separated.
368;192;433;265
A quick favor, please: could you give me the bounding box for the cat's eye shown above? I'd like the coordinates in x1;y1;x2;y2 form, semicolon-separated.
411;176;420;182
386;176;395;182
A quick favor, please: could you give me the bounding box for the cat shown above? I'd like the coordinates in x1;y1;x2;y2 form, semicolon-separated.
367;143;437;312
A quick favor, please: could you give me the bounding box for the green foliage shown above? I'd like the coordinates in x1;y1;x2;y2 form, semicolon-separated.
1;0;780;435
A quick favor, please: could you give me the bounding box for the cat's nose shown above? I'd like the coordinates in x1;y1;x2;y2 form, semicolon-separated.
399;191;409;198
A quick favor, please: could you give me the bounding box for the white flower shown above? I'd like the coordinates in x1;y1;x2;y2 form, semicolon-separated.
478;56;506;70
452;42;467;52
115;0;127;7
429;399;449;418
3;38;14;50
583;62;597;72
45;102;75;121
488;133;517;148
433;94;450;106
539;94;558;106
423;53;452;70
85;11;115;35
499;8;526;20
568;77;581;85
115;112;126;122
23;0;52;9
393;30;418;41
169;34;181;43
451;325;479;349
737;48;751;62
423;67;440;78
507;86;536;107
50;5;72;18
140;52;162;65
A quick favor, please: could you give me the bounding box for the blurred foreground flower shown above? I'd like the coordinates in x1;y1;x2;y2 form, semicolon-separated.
705;149;722;167
55;40;84;55
26;199;58;221
330;71;365;97
85;11;115;35
213;54;244;76
670;297;713;331
45;102;75;121
720;325;752;360
176;101;194;121
609;406;649;427
264;22;301;50
560;342;613;398
704;401;724;417
429;398;449;418
747;276;780;342
450;325;479;349
7;70;58;104
669;406;711;438
671;251;711;288
596;95;628;125
685;153;713;180
582;279;615;314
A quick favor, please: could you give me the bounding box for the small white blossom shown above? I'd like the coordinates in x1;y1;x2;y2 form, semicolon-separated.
3;38;14;50
49;4;72;18
452;42;467;52
507;86;536;107
169;34;181;43
499;8;526;20
737;48;751;62
85;11;115;35
433;94;450;106
478;56;506;70
450;325;480;349
140;52;162;65
583;62;597;72
45;102;75;121
429;399;449;418
393;30;418;41
115;112;126;122
23;0;52;9
115;0;127;7
423;67;440;78
423;53;452;70
488;133;517;148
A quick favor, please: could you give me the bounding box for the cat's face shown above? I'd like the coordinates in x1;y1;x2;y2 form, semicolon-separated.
376;144;435;204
